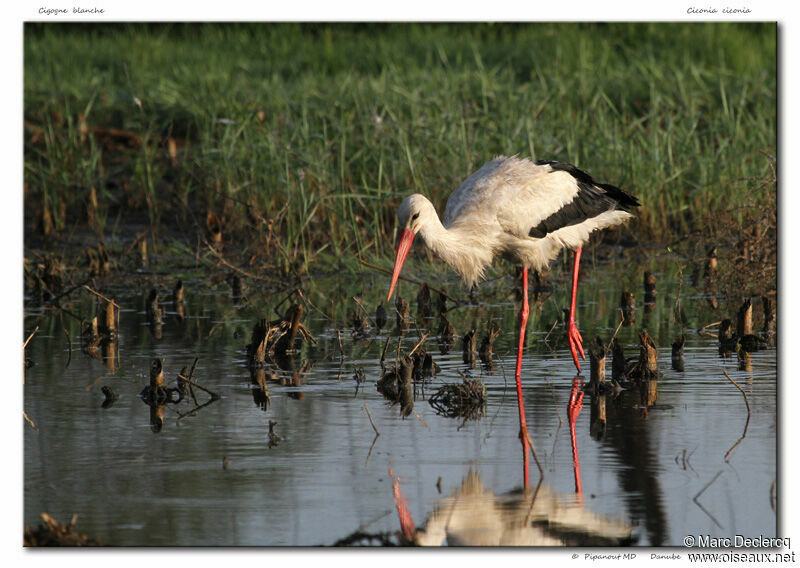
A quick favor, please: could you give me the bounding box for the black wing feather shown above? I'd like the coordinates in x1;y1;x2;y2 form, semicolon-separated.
529;160;640;238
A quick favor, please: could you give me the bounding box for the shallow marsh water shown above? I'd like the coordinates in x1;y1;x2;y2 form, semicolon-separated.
23;252;776;546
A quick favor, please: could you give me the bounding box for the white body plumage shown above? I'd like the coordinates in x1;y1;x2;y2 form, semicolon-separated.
395;155;637;288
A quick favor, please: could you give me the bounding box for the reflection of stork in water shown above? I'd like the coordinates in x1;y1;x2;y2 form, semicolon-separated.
393;470;633;546
389;377;621;545
569;378;585;502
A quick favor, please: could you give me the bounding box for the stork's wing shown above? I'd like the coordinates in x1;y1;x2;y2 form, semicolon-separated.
444;156;639;239
442;157;509;227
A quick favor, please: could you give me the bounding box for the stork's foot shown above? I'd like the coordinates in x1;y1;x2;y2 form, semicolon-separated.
567;319;585;372
567;378;584;425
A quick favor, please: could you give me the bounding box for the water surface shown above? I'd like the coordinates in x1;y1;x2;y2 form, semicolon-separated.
24;253;776;545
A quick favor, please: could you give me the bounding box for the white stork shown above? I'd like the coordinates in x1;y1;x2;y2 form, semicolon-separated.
386;155;639;477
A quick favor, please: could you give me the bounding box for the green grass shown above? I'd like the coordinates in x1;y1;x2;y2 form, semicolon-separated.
24;22;776;271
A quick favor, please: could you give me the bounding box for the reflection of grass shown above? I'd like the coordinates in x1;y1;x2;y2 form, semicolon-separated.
24;23;776;265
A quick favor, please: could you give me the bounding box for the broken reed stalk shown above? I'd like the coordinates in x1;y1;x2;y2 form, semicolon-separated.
84;316;100;346
462;329;477;366
590;392;607;441
643;270;656;301
637;329;659;378
357;258;458;304
274;304;304;353
722;369;751;415
351;309;370;337
762;296;776;335
718;319;734;345
287;304;303;348
247;319;269;364
364;403;380;436
438;315;457;340
589;337;607;384
620;291;635;324
146;289;163;324
173;280;184;304
102;299;116;336
139;238;148;267
737;298;753;336
150;359;165;389
479;323;500;360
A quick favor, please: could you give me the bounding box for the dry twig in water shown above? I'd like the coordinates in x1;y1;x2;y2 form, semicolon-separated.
542;319;559;344
205;244;280;283
699;320;722;338
177;373;221;400
24;411;38;431
81;286;122;309
693;470;725;529
408;333;429;357
24;326;39;351
605;312;625;352
364;403;380;436
722;369;751;415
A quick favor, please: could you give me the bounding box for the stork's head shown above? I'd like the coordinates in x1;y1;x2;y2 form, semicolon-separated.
388;194;435;301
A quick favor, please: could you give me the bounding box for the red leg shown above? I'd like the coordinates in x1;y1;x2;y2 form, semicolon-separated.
568;378;585;503
567;247;586;372
515;268;531;488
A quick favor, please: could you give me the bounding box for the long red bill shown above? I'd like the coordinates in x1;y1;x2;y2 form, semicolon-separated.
387;229;415;301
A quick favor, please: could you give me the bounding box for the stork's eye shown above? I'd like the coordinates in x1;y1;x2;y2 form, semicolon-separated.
411;213;420;220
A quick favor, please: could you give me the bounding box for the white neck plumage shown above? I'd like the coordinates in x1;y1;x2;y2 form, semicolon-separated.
417;212;491;288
